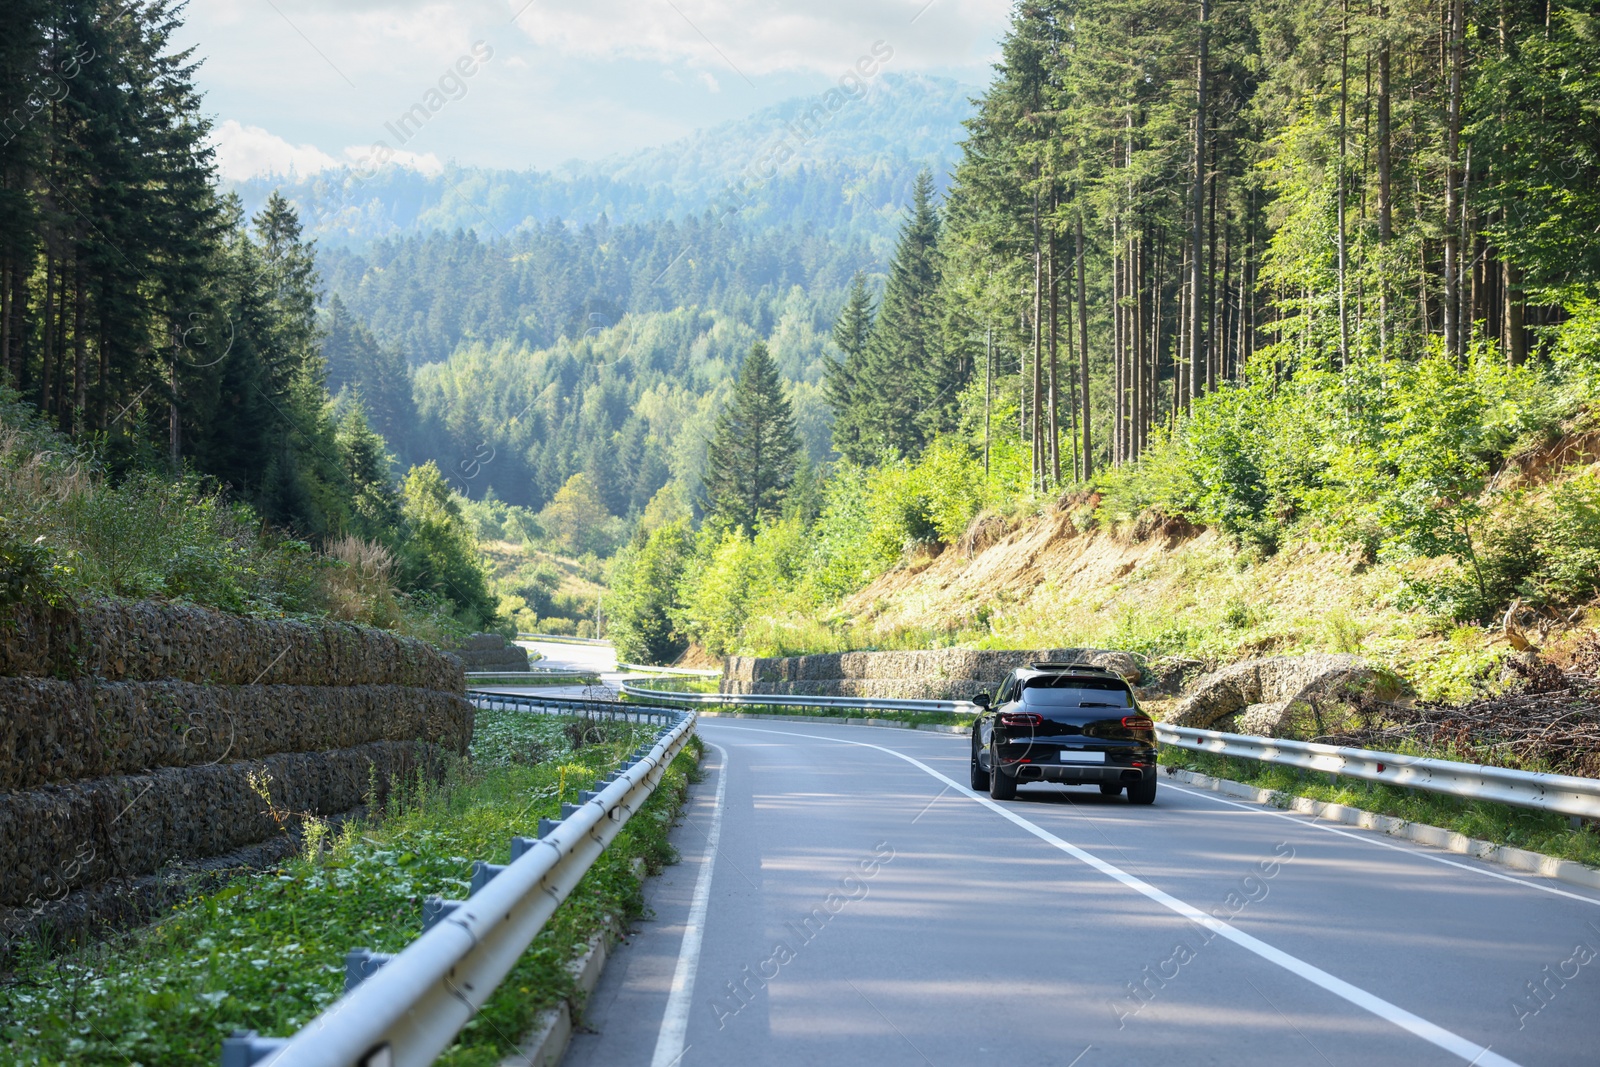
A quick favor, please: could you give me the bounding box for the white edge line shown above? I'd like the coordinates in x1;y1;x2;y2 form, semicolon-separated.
1166;781;1600;907
650;740;726;1067
701;722;1523;1067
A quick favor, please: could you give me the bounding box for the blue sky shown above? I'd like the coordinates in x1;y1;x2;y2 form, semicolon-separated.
180;0;1011;180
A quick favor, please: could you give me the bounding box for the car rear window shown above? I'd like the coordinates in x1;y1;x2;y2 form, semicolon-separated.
1020;676;1132;707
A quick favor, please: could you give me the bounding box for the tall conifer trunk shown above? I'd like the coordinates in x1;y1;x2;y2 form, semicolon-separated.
1076;212;1092;478
1032;185;1044;487
1338;0;1351;366
1377;8;1394;353
1443;0;1465;358
1048;224;1060;486
1190;0;1209;405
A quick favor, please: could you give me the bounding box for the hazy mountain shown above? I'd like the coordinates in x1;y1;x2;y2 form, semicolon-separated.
226;73;976;250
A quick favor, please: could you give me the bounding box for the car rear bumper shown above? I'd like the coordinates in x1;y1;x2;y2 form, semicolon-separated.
1003;762;1155;784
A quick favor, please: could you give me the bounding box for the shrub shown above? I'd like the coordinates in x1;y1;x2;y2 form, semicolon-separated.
604;520;693;664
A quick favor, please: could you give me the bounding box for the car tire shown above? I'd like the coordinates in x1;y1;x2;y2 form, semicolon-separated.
970;739;991;792
1098;783;1123;797
988;747;1017;801
1127;779;1157;805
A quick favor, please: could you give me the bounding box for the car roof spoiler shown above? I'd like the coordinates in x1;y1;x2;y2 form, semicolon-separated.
1026;661;1123;675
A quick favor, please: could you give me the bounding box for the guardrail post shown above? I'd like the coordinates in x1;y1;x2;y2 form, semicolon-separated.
421;895;465;932
345;948;396;992
220;1032;289;1067
469;861;508;896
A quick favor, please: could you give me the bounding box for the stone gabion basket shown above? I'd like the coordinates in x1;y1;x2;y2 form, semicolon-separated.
721;647;1142;700
0;599;471;924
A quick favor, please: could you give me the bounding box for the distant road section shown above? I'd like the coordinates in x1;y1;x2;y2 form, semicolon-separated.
479;638;621;699
515;637;618;676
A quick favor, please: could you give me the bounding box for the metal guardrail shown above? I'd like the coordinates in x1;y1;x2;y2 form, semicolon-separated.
470;690;683;723
221;694;694;1067
515;632;613;647
617;663;723;678
1156;723;1600;821
466;668;597;684
619;681;975;715
620;683;1600;821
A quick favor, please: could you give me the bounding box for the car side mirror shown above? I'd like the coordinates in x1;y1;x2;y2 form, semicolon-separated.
972;692;991;708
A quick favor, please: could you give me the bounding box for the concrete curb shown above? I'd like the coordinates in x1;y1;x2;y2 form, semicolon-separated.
694;710;970;734
1167;767;1600;894
499;916;624;1066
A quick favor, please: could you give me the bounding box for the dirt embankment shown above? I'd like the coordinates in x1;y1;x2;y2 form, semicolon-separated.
840;508;1221;644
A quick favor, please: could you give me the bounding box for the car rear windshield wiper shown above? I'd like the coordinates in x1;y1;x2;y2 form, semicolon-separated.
1077;701;1125;707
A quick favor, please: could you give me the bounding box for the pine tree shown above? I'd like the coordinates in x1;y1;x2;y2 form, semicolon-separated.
823;271;875;462
702;341;800;530
323;293;416;458
853;170;945;460
336;402;403;543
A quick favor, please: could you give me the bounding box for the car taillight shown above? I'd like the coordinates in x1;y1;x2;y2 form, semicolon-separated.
1121;716;1154;731
1000;712;1043;727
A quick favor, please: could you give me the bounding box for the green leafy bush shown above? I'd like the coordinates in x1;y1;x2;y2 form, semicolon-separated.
604;520;694;664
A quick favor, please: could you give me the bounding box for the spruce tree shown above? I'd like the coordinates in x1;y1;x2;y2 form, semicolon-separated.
702;341;800;530
824;271;875;463
854;170;945;460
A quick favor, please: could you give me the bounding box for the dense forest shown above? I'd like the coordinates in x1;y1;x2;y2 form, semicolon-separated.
7;0;1600;665
319;221;876;513
607;0;1600;664
845;0;1600;485
0;0;495;630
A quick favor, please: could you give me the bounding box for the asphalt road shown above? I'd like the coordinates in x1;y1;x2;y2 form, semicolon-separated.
515;638;618;678
558;718;1600;1067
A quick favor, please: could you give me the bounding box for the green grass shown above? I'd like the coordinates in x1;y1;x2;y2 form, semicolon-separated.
0;712;701;1067
1160;748;1600;869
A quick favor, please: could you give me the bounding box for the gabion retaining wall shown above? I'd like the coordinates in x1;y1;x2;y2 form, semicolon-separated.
0;599;470;935
450;632;531;672
721;647;1141;701
0;600;461;689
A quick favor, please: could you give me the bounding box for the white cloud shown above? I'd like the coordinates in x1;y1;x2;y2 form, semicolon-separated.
506;0;1009;76
180;1;1008;170
209;119;447;180
210;119;340;180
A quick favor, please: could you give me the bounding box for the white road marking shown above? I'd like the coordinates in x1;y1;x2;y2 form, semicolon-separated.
650;741;727;1067
1167;782;1600;907
705;723;1524;1067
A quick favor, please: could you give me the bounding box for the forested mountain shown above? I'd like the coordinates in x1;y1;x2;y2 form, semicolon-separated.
319;218;876;368
225;73;975;251
607;0;1600;663
10;0;1600;663
316;218;871;514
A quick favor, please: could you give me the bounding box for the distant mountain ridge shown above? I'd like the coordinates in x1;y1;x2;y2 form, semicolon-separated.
226;73;977;249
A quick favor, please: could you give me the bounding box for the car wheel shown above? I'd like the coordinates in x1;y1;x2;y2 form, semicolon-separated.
1098;783;1123;797
970;738;991;792
1127;779;1157;805
988;747;1017;801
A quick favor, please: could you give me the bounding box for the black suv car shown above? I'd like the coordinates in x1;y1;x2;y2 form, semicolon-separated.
970;662;1158;804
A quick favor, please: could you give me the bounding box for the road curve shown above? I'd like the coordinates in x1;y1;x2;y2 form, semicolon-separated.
559;719;1599;1067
